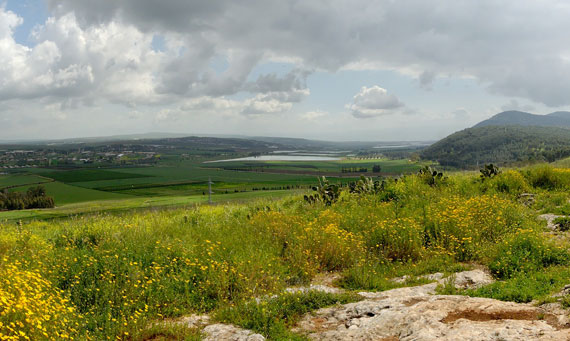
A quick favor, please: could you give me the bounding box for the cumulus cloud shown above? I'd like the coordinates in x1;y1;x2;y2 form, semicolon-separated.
0;5;311;119
348;86;404;118
180;92;302;117
5;0;570;140
246;69;311;94
45;0;570;107
0;9;162;105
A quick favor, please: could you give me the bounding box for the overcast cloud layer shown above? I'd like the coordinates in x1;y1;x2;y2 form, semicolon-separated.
2;1;570;140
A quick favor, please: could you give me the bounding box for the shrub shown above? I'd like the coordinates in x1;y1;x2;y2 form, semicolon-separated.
480;163;501;180
488;230;569;279
304;176;340;206
349;175;382;194
489;170;531;194
524;166;562;190
369;217;424;262
424;195;526;261
418;166;446;187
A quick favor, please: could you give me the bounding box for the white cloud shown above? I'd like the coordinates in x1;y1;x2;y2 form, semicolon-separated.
154;108;179;122
301;110;328;121
46;0;570;107
348;86;404;118
4;1;570;140
180;92;302;117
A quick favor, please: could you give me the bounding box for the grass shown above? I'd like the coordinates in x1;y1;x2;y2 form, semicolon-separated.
133;323;201;341
0;174;52;189
10;181;132;205
0;189;299;221
214;291;360;340
40;169;151;183
3;164;570;339
340;256;467;292
465;267;570;303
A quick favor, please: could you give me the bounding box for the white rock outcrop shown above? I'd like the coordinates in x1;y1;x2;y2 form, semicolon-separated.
294;270;570;341
203;324;266;341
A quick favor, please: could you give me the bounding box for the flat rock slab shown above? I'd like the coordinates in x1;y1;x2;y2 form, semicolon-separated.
296;295;570;341
294;269;570;340
203;324;265;341
285;284;344;295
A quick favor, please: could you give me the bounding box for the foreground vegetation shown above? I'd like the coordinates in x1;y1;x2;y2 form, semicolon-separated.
2;164;570;339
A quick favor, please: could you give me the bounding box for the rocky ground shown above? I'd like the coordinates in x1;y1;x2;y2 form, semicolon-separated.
171;269;570;340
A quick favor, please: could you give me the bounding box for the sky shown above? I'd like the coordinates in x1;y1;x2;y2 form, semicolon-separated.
1;1;570;142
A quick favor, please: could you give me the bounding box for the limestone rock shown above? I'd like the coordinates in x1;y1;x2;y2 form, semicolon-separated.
538;214;565;231
296;294;570;340
203;324;265;341
390;272;444;284
294;270;570;340
175;314;210;328
285;284;344;295
453;269;495;289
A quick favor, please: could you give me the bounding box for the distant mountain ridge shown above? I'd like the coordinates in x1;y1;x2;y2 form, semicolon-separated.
421;125;570;168
422;110;570;168
474;110;570;128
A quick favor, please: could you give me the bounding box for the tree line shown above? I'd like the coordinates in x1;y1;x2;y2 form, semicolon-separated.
341;165;382;173
0;185;55;210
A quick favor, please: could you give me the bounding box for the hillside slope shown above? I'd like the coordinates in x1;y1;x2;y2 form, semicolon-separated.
474;110;570;128
421;125;570;168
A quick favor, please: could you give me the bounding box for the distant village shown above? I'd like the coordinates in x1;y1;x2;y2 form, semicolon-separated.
0;144;161;169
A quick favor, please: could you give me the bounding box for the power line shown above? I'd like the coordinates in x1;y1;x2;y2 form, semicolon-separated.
208;176;213;204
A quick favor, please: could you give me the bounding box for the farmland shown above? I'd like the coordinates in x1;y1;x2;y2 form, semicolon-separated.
1;136;429;221
0;157;415;220
204;158;425;175
0;174;52;189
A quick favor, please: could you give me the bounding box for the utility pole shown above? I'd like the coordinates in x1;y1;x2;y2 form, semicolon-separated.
208;177;213;204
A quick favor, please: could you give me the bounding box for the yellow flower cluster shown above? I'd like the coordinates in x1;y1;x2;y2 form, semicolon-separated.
0;260;81;340
428;194;516;260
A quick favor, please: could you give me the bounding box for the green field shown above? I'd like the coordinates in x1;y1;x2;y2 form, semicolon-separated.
2;157;427;220
0;189;298;221
26;161;359;198
0;174;52;189
39;169;151;183
9;181;133;205
204;158;426;174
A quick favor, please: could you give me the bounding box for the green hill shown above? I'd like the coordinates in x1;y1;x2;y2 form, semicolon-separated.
421;125;570;168
474;110;570;128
